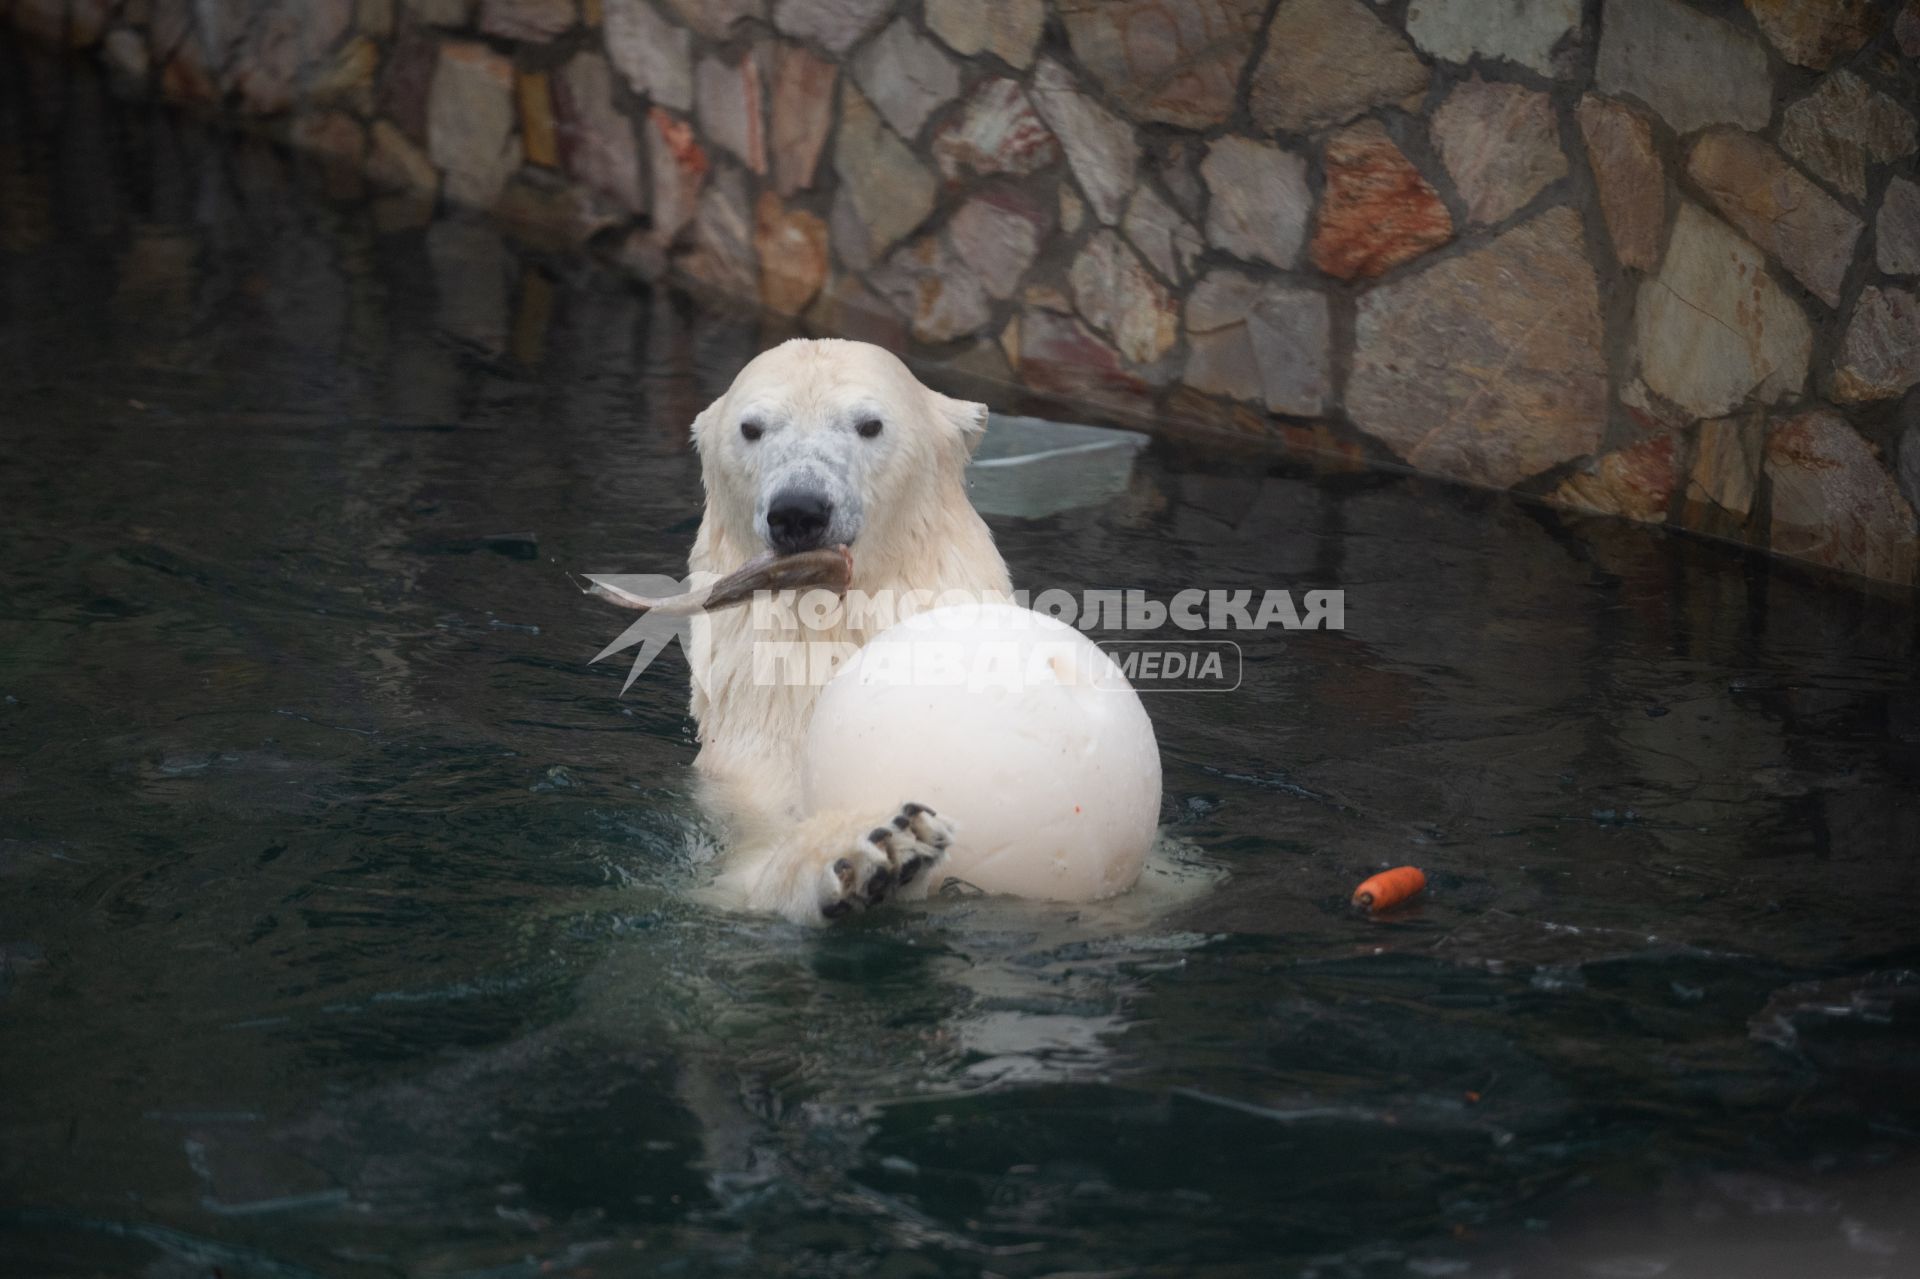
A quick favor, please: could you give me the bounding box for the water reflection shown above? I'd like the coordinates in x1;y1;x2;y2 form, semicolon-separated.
3;43;1919;1279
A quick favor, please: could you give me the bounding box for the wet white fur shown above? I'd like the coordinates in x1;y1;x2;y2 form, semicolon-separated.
685;339;1012;922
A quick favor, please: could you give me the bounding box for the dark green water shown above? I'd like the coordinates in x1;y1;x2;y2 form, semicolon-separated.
4;49;1920;1279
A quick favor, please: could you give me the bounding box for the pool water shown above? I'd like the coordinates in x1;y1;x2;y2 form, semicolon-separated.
4;49;1920;1279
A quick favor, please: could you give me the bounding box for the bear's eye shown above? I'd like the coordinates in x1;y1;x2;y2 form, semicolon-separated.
856;418;884;439
740;420;764;442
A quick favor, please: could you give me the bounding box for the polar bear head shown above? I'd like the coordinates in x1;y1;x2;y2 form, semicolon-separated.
691;339;987;560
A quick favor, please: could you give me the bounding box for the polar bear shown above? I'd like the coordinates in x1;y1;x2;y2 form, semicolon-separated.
684;339;1012;924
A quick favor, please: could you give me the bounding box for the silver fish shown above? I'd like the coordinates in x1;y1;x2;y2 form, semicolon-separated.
575;545;853;617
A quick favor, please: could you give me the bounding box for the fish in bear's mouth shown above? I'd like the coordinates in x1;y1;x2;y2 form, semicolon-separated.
577;545;853;617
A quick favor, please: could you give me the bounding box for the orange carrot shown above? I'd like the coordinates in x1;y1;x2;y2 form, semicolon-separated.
1352;866;1426;912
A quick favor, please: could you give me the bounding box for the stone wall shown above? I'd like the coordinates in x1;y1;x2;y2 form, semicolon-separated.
6;0;1920;589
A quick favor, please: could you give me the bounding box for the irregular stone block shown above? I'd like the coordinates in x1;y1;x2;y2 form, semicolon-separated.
1028;59;1135;226
1683;412;1764;542
305;2;359;67
807;273;907;348
378;28;437;142
231;0;355;116
1433;77;1566;226
1780;71;1917;200
657;0;759;39
947;187;1049;299
945;337;1014;388
1744;0;1879;70
1576;95;1664;272
851;19;960;141
480;0;573;41
748;190;825;305
555;52;644;211
1350;208;1607;486
1250;0;1427;135
769;44;835;196
771;0;889;55
1185;269;1331;416
1833;286;1920;403
1023;282;1075;315
1059;186;1085;235
684;167;756;298
368;118;439;193
232;48;300;117
1620;377;1690;436
832;86;937;259
1201;136;1310;270
696;53;766;176
828;192;875;272
604;0;692;112
1310;120;1451;280
1069;231;1178;365
518;70;556;168
307;37;379;116
496;176;620;250
1057;0;1265;129
1553;434;1678;524
1691;127;1863;309
1405;0;1580;76
1765;411;1919;583
1634;203;1811;417
1596;0;1770;135
871;236;992;343
931;78;1059;181
924;0;1043;69
646;106;708;238
1151;139;1205;222
1016;307;1150;407
1124;184;1203;284
429;41;522;207
1878;177;1920;276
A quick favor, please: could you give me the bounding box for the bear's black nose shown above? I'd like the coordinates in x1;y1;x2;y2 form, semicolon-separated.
766;489;833;553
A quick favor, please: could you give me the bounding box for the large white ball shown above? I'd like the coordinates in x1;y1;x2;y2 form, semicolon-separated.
802;603;1162;901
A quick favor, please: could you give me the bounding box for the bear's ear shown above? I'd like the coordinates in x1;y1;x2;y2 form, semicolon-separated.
688;397;720;447
934;392;988;458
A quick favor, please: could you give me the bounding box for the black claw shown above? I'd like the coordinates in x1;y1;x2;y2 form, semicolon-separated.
867;827;893;844
902;802;933;817
822;899;853;919
892;814;911;830
898;856;926;886
864;869;893;904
